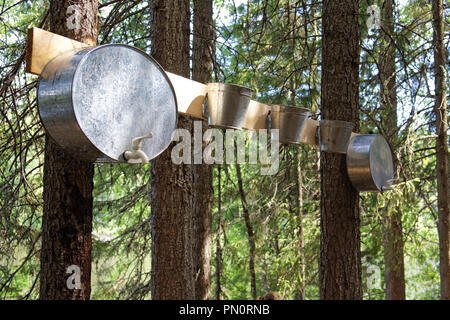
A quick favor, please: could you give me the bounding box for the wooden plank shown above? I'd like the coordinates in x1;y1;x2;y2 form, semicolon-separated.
300;119;319;145
26;27;91;75
242;100;271;131
166;72;206;119
25;27;354;148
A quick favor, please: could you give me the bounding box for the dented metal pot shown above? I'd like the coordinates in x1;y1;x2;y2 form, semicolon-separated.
205;83;253;129
267;105;310;144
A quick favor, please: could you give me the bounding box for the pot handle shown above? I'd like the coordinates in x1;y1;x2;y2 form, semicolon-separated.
266;110;272;135
240;88;253;97
202;93;209;121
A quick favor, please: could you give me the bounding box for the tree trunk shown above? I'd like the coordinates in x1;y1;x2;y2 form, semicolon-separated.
39;0;98;300
150;0;195;300
236;162;257;300
380;0;406;300
193;0;214;83
319;0;362;300
192;0;214;300
215;166;222;300
431;0;450;300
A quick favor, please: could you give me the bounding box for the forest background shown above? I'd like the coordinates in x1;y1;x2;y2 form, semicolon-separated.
0;0;449;300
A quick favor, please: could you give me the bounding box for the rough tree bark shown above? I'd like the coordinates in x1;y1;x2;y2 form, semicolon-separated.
319;0;362;300
215;166;222;300
149;0;196;300
192;0;214;300
431;0;450;300
39;0;98;300
380;0;406;300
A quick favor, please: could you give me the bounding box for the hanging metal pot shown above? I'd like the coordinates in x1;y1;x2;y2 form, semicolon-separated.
267;105;310;144
205;83;253;130
318;120;355;154
37;44;178;163
346;134;394;192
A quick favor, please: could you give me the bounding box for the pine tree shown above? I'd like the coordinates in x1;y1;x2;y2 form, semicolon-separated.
149;0;196;299
39;0;98;300
192;0;214;300
431;0;450;300
319;0;362;299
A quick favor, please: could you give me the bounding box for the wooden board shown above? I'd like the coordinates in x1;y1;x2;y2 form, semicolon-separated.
165;72;206;119
242;100;271;131
26;27;92;75
300;119;319;145
25;27;337;146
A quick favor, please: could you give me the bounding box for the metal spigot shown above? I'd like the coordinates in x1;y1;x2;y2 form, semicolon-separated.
123;132;153;164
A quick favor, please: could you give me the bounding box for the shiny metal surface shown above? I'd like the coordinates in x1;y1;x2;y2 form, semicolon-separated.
268;105;310;144
346;134;394;192
206;83;253;130
318;120;354;154
38;44;178;162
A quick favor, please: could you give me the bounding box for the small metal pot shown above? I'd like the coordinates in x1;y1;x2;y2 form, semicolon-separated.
205;83;253;130
346;134;394;192
267;105;310;144
38;44;178;162
318;120;354;154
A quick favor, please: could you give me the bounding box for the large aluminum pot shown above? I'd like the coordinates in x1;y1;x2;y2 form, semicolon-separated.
268;105;310;144
346;134;394;192
38;44;178;162
205;83;253;129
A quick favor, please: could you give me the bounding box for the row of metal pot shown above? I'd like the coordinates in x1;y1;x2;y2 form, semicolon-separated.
204;83;394;193
37;44;394;193
206;82;353;153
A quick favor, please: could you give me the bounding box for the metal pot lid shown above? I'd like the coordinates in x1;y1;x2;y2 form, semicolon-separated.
369;135;394;191
346;134;394;192
70;44;177;162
